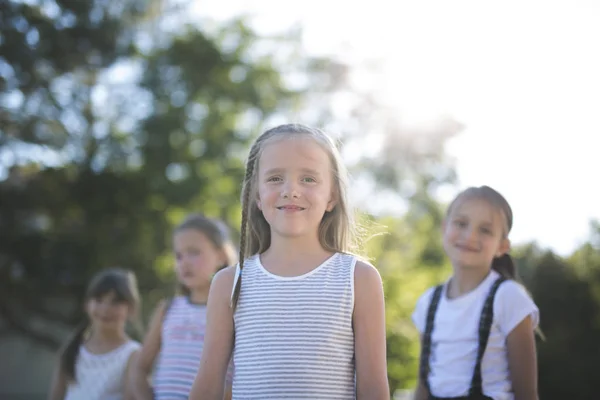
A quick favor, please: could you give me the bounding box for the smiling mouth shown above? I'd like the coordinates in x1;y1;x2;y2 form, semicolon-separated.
456;245;479;252
277;205;305;211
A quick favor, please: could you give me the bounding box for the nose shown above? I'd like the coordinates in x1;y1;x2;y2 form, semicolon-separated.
281;180;300;199
462;226;478;242
97;301;112;315
177;255;190;268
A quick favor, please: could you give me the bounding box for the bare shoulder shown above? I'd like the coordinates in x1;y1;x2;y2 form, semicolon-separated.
147;297;170;325
212;265;237;288
354;259;383;287
209;265;238;302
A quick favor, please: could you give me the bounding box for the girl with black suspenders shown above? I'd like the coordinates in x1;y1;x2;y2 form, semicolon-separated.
412;186;539;400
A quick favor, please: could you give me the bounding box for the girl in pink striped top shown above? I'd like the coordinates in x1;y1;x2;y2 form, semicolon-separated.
131;214;236;400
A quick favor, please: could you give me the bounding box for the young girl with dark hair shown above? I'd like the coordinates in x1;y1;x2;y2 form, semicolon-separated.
49;268;142;400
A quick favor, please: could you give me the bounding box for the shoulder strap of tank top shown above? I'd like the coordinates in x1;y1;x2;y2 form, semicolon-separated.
469;276;507;396
419;284;444;392
162;297;174;322
230;263;241;307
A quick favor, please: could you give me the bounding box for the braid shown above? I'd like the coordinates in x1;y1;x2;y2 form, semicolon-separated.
231;144;259;310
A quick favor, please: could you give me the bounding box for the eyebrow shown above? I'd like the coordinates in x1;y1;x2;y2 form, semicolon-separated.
263;167;322;176
454;215;494;227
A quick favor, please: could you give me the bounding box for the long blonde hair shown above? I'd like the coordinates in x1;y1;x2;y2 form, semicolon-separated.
231;124;358;309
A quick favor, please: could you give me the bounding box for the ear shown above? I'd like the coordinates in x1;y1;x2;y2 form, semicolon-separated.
326;190;338;212
83;299;92;316
326;199;337;212
496;238;511;257
217;248;229;267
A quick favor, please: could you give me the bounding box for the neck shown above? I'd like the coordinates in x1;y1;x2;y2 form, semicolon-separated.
263;233;331;268
448;265;492;298
89;327;127;344
189;287;210;304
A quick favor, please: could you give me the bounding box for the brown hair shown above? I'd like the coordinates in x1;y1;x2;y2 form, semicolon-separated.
446;185;545;339
446;185;516;279
230;124;359;309
60;268;141;382
173;214;237;296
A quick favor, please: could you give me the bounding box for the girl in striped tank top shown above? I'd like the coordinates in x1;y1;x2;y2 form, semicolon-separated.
190;124;390;399
132;214;237;400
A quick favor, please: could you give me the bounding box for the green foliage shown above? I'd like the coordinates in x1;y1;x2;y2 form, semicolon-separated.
0;0;312;345
2;2;600;399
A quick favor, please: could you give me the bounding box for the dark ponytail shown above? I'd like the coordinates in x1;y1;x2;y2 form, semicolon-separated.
491;253;517;280
60;319;89;382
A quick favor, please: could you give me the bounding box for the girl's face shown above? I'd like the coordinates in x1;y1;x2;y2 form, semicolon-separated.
174;229;225;291
443;197;510;271
86;291;130;333
256;137;337;241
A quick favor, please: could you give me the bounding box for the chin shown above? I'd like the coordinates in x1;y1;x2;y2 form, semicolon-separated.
276;227;311;238
455;259;489;270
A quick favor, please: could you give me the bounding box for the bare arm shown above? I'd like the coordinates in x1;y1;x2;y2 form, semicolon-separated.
189;266;236;400
131;300;168;400
413;382;429;400
124;349;141;400
47;358;67;400
507;315;538;400
353;261;390;400
223;386;232;400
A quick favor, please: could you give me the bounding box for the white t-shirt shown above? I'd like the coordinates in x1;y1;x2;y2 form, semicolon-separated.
412;270;539;400
64;340;141;400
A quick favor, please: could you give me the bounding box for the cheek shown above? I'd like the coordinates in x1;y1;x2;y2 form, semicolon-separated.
113;305;130;320
307;187;329;204
443;225;458;241
186;254;204;268
260;186;278;202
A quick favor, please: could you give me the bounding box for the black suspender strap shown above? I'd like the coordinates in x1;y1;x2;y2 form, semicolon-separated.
419;284;444;392
420;277;506;400
468;277;506;397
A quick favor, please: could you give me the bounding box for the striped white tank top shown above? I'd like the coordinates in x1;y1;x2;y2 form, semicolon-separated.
153;296;233;399
232;252;357;399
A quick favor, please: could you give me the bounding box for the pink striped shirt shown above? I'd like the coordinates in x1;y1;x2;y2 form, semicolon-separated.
153;296;233;399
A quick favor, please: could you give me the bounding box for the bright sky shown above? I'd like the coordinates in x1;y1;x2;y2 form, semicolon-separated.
192;0;600;255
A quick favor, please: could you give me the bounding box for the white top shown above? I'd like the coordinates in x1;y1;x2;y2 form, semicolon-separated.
64;340;140;400
412;270;539;400
232;252;357;399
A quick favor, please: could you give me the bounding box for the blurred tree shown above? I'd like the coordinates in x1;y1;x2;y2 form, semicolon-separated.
1;0;153;346
0;0;314;347
519;250;600;399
